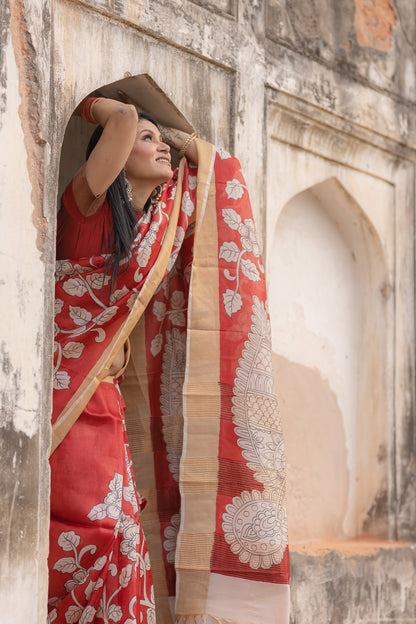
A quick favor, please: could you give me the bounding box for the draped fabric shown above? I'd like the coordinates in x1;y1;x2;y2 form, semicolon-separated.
50;140;290;624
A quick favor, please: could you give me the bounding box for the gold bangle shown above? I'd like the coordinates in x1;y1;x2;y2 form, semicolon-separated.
178;132;198;159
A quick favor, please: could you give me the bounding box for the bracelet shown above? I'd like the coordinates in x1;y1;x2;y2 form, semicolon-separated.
178;132;198;159
80;97;100;124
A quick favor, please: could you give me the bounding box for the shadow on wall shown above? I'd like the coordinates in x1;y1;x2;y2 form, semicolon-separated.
269;177;391;542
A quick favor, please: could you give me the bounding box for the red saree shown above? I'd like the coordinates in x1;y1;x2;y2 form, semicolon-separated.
49;140;290;624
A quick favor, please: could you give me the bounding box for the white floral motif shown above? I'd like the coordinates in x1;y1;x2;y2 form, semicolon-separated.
123;444;139;515
87;473;123;522
119;514;141;564
51;529;105;599
225;178;246;200
216;146;232;160
222;296;287;569
53;369;71;390
188;174;197;190
238;219;260;258
47;609;58;623
168;291;186;326
222;490;287;569
150;333;163;356
163;513;180;563
173;225;186;248
181;191;195;217
55;298;64;315
137;222;160;268
219;208;262;317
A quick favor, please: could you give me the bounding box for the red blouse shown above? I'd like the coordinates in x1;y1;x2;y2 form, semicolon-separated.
56;165;114;260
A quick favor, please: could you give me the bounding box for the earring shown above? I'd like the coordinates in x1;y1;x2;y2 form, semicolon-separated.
151;184;163;208
124;170;133;203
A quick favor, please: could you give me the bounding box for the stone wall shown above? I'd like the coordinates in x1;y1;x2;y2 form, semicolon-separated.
1;0;416;622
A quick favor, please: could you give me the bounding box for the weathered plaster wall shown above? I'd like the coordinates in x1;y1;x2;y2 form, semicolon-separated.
0;1;53;623
1;0;416;622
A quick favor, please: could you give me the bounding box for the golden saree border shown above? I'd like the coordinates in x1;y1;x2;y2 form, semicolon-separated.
176;140;219;616
50;159;186;456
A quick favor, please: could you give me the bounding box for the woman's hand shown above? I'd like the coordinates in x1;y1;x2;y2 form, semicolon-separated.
118;91;198;165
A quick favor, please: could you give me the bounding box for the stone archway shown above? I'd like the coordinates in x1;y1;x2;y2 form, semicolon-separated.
269;177;391;541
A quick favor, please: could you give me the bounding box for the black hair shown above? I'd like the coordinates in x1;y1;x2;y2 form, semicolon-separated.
85;112;160;292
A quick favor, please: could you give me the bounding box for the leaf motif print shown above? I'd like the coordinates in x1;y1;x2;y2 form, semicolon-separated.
108;604;123;623
47;609;58;623
62;341;85;359
119;564;133;588
64;579;79;593
238;218;260;257
84;580;94;601
188;174;197;190
150;333;163;356
173;226;185;248
79;606;96;624
216;146;232;160
184;263;192;283
55;298;64;315
169;290;186;326
94;306;118;326
64;605;83;623
223;289;243;317
153;301;166;322
56;259;75;276
63;277;88;297
137;222;159;268
169;184;177;200
109;285;129;304
137;245;152;269
87;503;107;522
85;273;110;290
219;241;240;263
225;178;245;200
53;370;71;390
69;305;92;327
222;208;241;230
182;191;195;217
167;250;179;273
52;556;77;573
240;258;261;282
93;555;107;571
126;292;137;311
163;513;180;563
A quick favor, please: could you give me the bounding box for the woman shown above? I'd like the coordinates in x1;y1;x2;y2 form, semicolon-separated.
49;94;290;624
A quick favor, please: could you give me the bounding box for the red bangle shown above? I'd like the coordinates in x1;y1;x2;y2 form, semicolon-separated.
79;97;100;124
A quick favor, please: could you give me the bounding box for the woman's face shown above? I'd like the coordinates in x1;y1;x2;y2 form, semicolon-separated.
124;119;172;185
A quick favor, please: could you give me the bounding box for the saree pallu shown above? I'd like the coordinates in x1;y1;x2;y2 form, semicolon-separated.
51;140;290;624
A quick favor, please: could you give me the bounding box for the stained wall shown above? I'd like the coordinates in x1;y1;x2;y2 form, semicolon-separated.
1;0;416;622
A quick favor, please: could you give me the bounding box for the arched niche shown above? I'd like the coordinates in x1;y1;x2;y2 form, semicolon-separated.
269;177;393;541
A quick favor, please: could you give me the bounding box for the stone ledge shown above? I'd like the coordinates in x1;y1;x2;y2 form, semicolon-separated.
290;535;415;558
289;539;416;622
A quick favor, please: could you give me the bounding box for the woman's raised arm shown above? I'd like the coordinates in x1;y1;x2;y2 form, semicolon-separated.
73;97;138;215
118;91;198;166
157;124;198;166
